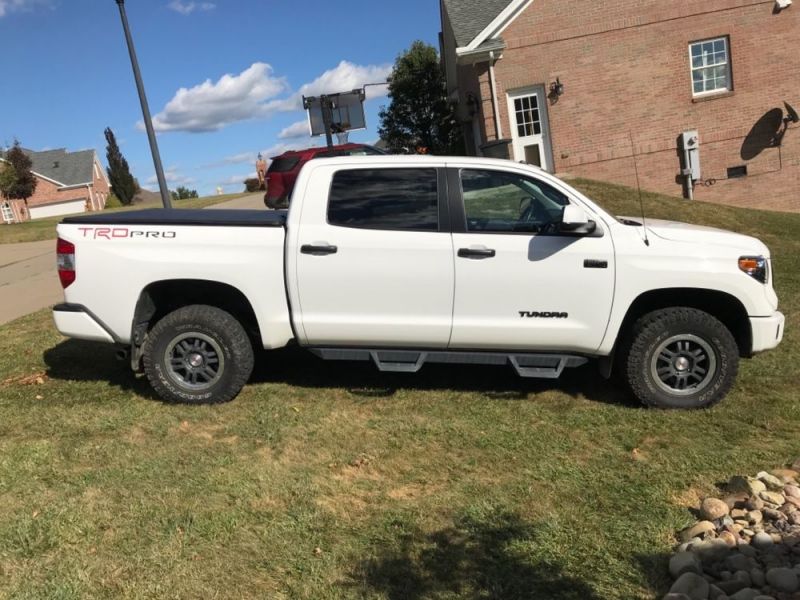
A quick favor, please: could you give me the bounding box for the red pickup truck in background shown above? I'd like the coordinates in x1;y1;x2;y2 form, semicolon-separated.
264;143;384;209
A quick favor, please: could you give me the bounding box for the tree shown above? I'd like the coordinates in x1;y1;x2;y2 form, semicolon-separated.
171;186;198;201
0;163;16;199
0;141;37;207
378;41;463;155
105;127;137;205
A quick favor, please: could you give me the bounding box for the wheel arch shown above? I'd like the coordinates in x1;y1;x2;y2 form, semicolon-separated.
612;288;752;360
131;279;262;349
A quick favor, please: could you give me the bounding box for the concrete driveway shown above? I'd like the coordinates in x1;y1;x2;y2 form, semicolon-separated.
0;193;269;326
0;239;62;325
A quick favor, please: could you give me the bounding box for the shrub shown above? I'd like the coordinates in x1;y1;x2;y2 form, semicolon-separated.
244;178;262;193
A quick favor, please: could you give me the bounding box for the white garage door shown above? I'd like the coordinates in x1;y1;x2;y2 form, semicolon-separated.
29;199;87;220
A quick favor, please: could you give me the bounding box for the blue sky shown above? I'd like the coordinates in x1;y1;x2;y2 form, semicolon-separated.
0;0;440;195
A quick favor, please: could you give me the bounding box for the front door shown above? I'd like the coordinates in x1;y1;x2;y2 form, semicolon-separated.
448;166;615;353
1;202;15;224
294;166;455;348
507;87;553;171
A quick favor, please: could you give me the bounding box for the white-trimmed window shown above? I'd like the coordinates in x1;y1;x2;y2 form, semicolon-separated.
2;202;14;224
690;37;732;96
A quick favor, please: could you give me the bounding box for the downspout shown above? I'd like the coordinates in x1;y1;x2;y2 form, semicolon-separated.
488;50;503;140
87;184;95;211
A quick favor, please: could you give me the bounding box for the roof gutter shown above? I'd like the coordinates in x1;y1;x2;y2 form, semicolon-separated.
488;51;504;141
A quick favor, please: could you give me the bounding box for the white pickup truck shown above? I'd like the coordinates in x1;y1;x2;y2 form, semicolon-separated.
52;156;784;409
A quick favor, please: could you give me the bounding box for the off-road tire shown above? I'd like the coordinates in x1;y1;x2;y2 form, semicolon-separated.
623;307;739;409
143;305;254;404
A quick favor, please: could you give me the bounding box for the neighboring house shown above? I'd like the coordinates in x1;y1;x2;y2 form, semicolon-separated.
440;0;800;212
0;148;110;223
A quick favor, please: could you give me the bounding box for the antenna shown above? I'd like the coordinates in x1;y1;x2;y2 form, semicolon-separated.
628;132;650;247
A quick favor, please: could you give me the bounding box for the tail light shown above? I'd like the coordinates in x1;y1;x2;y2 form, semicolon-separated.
57;237;76;288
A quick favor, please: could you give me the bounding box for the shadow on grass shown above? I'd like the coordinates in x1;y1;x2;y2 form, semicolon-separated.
254;346;636;408
42;340;636;408
42;339;159;400
349;511;603;600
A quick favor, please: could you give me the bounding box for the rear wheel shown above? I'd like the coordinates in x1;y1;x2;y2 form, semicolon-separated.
143;305;254;404
623;307;739;409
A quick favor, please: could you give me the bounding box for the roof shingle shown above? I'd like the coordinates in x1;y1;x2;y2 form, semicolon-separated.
0;148;96;187
443;0;514;47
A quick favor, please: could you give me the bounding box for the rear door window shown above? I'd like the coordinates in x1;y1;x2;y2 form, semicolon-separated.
328;169;439;231
268;157;300;173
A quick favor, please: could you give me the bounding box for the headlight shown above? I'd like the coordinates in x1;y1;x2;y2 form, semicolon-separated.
739;256;768;284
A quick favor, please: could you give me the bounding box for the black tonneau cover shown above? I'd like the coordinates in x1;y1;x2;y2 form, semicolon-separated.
62;209;287;228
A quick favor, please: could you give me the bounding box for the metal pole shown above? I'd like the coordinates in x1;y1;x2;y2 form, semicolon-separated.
320;95;335;153
115;0;172;209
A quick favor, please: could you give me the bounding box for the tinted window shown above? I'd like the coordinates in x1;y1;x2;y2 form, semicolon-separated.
329;169;438;231
460;169;568;233
268;157;300;173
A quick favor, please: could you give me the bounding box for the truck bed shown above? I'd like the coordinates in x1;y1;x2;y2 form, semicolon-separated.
62;209;287;228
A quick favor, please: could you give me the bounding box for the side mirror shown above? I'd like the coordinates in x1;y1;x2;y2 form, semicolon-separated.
560;204;597;234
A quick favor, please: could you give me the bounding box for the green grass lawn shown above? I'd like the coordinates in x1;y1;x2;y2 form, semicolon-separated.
0;180;797;598
0;194;248;245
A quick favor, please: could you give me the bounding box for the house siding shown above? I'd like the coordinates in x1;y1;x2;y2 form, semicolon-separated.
448;0;800;212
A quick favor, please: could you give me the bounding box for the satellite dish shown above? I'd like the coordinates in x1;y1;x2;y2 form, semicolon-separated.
785;102;799;124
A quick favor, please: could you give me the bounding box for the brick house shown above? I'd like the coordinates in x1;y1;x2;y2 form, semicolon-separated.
0;148;110;223
440;0;800;212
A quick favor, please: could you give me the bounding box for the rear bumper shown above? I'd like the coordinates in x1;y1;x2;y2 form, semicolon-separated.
52;304;116;344
750;311;785;354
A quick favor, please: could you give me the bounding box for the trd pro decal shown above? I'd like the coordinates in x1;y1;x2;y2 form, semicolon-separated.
78;227;177;240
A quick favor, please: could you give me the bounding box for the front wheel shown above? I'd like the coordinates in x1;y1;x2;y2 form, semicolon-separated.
143;305;254;404
622;307;739;409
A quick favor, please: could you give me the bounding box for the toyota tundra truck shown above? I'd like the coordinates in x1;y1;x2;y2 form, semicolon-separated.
52;156;785;409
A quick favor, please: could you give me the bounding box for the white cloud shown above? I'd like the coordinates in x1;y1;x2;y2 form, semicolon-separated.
148;63;289;133
167;0;215;15
269;61;392;112
0;0;50;17
278;120;311;140
201;152;258;169
150;61;391;134
145;167;195;190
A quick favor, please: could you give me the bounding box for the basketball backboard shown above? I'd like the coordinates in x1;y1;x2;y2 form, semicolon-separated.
304;90;367;137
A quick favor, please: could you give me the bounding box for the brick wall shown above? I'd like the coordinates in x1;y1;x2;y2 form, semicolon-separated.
467;0;800;212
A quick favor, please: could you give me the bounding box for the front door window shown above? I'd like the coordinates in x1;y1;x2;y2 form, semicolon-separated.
1;202;14;224
507;88;552;171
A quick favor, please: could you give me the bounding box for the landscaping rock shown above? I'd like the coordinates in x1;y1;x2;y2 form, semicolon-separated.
729;589;761;600
786;485;800;499
663;594;692;600
682;521;717;542
671;551;703;578
770;469;798;482
753;532;774;550
669;466;800;600
704;498;732;520
765;567;799;592
758;472;786;492
760;492;786;507
670;572;710;599
729;477;767;497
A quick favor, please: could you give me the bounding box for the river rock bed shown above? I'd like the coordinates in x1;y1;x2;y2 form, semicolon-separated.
664;463;800;600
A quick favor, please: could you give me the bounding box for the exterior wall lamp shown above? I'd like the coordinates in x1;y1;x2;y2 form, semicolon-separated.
550;78;565;98
466;93;480;118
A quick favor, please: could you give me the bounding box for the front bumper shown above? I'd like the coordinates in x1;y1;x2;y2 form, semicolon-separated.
750;311;785;354
53;304;116;344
